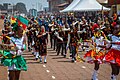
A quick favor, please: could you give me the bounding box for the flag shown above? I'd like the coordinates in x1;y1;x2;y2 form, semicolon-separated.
38;18;42;25
18;20;27;30
17;16;29;30
10;17;16;24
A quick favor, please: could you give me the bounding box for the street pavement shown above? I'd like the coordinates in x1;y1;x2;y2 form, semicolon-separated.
20;46;120;80
1;46;120;80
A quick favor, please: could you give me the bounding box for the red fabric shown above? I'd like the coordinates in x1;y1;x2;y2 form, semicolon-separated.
91;24;99;31
42;28;44;33
84;50;104;60
12;17;15;20
1;15;4;19
112;22;116;27
105;49;120;66
18;20;27;30
113;13;117;21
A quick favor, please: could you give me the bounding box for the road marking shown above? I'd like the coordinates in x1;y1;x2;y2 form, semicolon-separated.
46;70;50;73
43;65;46;68
52;76;55;79
82;66;86;69
7;70;9;80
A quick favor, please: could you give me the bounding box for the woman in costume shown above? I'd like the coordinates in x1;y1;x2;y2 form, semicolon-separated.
1;23;27;80
104;22;120;80
84;25;106;80
37;26;48;63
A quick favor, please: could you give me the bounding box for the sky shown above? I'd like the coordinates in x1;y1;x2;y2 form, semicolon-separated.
0;0;49;11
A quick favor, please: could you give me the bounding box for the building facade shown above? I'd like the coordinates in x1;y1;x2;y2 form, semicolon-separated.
29;9;37;17
108;0;120;15
47;0;73;12
108;0;120;5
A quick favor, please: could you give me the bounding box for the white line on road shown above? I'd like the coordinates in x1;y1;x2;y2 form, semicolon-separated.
7;70;9;80
52;76;55;79
82;66;86;69
46;70;50;73
43;65;46;68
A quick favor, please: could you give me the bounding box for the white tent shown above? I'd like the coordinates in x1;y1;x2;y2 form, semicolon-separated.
97;0;108;3
72;0;110;11
60;0;81;12
60;0;110;12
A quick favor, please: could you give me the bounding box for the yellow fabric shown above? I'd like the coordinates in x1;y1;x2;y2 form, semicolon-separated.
5;36;11;40
118;32;120;35
10;18;16;24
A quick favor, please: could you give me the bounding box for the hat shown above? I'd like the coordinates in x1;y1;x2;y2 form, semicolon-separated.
91;23;100;31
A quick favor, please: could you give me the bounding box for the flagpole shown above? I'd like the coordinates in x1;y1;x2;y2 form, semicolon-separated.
114;0;117;13
12;3;14;16
101;5;104;21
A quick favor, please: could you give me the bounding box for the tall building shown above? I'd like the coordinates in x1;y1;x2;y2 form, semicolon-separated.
108;0;120;15
108;0;120;5
47;0;73;12
29;9;37;17
0;3;10;15
3;3;9;10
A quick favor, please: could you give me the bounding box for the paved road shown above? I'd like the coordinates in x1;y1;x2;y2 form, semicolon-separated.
20;46;120;80
0;19;8;80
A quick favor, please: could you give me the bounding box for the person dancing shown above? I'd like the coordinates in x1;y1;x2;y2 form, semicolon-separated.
1;23;27;80
104;22;120;80
84;26;106;80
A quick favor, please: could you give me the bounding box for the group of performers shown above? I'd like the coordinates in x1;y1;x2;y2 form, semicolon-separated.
26;17;48;63
47;13;120;80
0;12;120;80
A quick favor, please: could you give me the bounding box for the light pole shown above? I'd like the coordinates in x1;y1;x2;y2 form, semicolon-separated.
114;0;117;13
0;9;1;15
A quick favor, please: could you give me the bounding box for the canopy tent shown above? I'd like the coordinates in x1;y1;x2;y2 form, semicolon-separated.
72;0;110;11
60;0;110;12
56;2;69;7
60;0;81;12
97;0;108;3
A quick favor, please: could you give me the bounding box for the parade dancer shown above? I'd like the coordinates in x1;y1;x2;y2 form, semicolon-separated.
37;26;48;63
48;24;53;48
62;26;69;58
33;27;40;60
1;23;27;80
84;26;106;80
26;24;33;52
104;23;120;80
56;28;64;56
67;26;80;62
